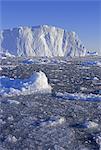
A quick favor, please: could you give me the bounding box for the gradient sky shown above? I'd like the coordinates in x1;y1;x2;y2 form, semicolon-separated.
0;0;101;52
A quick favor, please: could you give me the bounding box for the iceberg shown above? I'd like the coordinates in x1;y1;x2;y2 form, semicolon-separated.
0;25;86;57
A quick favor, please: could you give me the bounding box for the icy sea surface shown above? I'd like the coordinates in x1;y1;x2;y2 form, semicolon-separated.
0;56;101;150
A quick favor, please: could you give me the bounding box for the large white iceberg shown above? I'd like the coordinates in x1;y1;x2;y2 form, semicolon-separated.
0;71;52;96
0;25;86;57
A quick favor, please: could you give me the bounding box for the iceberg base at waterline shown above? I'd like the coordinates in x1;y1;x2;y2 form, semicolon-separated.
0;71;52;96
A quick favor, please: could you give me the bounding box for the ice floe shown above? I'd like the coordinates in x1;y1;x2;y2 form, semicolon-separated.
0;119;6;125
30;116;66;128
0;71;52;96
55;92;101;101
22;59;34;64
0;66;2;71
70;121;99;129
80;61;97;66
21;57;67;65
92;77;101;86
96;135;101;149
83;121;98;129
6;135;17;143
80;60;101;67
97;61;101;67
1;99;20;105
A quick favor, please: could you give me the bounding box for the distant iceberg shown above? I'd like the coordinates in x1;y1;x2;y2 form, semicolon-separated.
0;25;86;57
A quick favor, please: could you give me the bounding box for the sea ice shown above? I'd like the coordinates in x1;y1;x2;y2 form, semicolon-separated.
56;92;101;101
0;71;52;96
84;121;98;129
96;135;101;149
0;67;2;71
31;116;66;128
81;60;101;67
6;135;17;143
97;61;101;67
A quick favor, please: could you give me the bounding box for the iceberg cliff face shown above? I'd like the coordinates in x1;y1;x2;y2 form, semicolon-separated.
0;25;86;57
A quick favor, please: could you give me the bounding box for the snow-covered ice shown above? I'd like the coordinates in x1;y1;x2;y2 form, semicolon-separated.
96;135;101;149
83;121;99;129
56;92;101;101
97;61;101;67
2;99;20;105
80;60;101;67
0;71;52;96
0;67;2;71
31;116;66;128
6;135;17;143
22;59;34;64
81;61;97;66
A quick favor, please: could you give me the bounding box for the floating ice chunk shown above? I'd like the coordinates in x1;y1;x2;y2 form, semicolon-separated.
33;71;52;91
0;119;6;125
0;71;52;96
0;75;6;79
81;61;101;68
55;92;101;101
31;116;66;128
47;116;66;127
82;148;89;150
7;99;20;105
92;76;101;86
80;87;88;91
6;135;17;143
70;120;99;129
22;59;34;64
54;145;65;150
84;121;98;129
96;135;101;149
98;103;101;110
97;61;101;67
9;88;21;96
93;77;99;81
81;61;97;66
8;116;14;121
0;67;2;71
1;99;20;105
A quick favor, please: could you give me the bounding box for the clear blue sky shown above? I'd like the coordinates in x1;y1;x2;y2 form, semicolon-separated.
0;0;101;52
